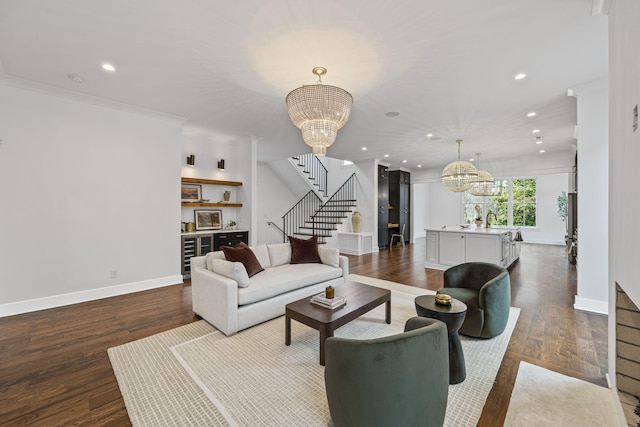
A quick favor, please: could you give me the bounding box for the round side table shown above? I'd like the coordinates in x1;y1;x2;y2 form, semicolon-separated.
414;295;467;384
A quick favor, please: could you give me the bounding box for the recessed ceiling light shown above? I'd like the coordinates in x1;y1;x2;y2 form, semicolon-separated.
361;147;367;151
514;73;527;80
469;158;475;162
532;129;540;133
385;112;400;117
402;160;407;163
426;133;433;137
536;137;543;144
417;165;422;168
102;63;116;71
384;154;389;158
527;112;536;117
539;149;546;153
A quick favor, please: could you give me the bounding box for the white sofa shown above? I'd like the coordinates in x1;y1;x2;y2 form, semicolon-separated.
191;242;349;336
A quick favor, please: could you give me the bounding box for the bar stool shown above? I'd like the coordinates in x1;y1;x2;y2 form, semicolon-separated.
390;224;406;246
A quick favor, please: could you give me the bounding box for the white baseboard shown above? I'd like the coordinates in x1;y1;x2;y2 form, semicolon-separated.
0;275;183;318
574;296;609;315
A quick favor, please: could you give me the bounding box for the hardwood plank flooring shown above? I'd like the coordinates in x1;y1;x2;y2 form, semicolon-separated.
0;242;607;426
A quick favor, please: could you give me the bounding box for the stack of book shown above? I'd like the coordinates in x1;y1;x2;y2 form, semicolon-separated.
311;293;347;309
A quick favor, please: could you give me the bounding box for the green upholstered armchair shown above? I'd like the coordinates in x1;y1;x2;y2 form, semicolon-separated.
324;317;449;427
437;262;511;339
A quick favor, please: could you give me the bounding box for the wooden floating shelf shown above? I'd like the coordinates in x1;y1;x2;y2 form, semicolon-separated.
181;202;243;207
181;177;243;186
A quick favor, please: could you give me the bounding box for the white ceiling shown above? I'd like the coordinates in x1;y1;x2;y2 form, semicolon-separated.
0;0;608;169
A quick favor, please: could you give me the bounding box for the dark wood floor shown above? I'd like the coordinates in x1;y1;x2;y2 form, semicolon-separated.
0;242;607;426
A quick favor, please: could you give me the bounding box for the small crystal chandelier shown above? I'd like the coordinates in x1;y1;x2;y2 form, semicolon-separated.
468;153;495;196
286;67;353;156
442;139;478;192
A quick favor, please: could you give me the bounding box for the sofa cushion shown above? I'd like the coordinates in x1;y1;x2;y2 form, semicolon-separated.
250;244;271;269
210;259;250;288
221;244;264;277
318;246;340;268
205;251;225;270
289;235;321;264
268;243;291;267
237;263;343;306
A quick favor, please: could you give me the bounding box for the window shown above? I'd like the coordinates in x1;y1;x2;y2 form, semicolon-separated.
463;178;536;227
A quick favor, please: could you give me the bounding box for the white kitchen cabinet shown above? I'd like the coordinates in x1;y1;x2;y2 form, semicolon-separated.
439;232;466;266
425;226;520;270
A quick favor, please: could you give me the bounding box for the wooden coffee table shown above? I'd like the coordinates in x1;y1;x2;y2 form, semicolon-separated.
285;281;391;366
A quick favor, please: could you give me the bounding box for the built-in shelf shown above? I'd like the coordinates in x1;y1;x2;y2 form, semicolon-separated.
181;202;242;207
181;177;243;186
181;177;243;207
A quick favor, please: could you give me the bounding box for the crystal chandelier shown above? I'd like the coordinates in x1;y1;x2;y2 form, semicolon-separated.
441;139;478;192
286;67;353;156
468;153;495;196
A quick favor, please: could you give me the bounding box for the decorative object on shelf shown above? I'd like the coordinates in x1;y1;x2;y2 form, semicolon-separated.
351;211;362;233
223;190;231;202
286;66;353;156
218;159;225;171
442;139;478;192
475;204;483;227
186;154;195;167
181;183;202;202
194;209;222;230
227;220;237;230
435;294;452;306
182;221;195;232
468;153;495;196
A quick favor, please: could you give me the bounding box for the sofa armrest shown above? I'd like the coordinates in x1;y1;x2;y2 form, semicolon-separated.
339;255;349;282
192;263;240;336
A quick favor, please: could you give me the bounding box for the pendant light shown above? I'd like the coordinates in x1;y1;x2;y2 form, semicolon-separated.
441;140;478;192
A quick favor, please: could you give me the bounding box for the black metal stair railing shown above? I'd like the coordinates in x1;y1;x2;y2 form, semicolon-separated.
308;173;357;241
282;190;322;243
293;153;328;197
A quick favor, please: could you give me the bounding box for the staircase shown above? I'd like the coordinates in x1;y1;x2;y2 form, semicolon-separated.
283;173;357;244
292;153;328;197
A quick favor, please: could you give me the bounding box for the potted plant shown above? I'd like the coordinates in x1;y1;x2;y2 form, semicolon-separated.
228;220;237;230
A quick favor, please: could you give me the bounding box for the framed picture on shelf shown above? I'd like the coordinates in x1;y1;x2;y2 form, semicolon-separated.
194;209;222;230
181;183;202;202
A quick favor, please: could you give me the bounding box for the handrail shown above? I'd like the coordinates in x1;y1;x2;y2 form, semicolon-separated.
295;153;328;197
267;221;287;242
310;173;357;236
282;190;322;242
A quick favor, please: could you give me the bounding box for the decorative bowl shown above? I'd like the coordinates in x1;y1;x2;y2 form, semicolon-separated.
459;224;471;229
200;199;210;203
435;294;452;306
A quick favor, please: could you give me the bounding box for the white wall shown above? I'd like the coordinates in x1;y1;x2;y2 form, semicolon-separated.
574;79;609;314
255;162;300;245
181;126;253;231
608;0;640;390
0;81;183;316
609;0;640;309
412;182;429;241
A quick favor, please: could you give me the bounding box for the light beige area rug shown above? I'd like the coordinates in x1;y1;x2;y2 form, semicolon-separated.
108;274;519;427
504;361;624;427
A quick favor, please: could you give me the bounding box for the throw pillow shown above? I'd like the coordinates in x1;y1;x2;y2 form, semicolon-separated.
289;235;322;264
318;246;340;268
210;259;250;288
221;243;264;277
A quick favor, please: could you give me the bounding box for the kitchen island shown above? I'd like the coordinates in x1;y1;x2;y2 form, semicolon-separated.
425;226;521;270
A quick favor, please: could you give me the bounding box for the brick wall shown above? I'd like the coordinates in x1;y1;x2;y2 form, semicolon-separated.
616;283;640;426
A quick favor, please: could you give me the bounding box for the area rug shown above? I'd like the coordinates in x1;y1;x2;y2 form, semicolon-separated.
503;361;621;426
108;274;519;427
